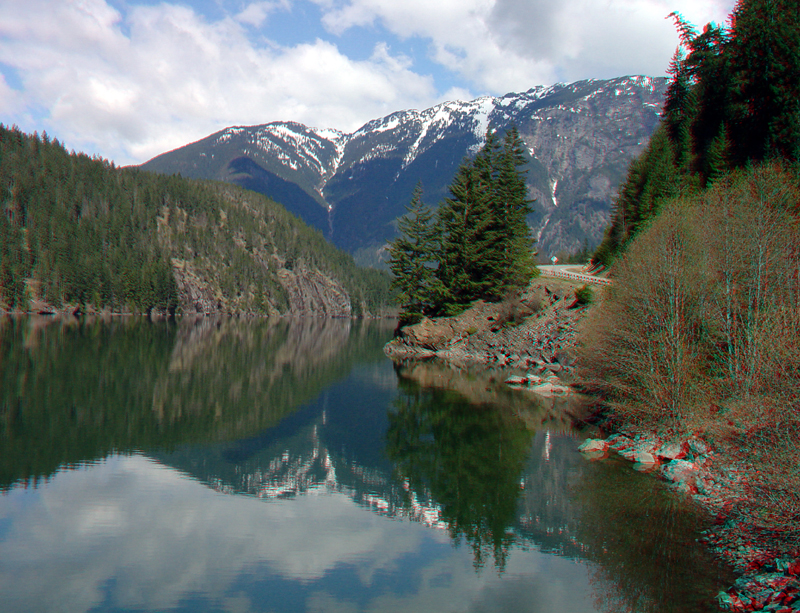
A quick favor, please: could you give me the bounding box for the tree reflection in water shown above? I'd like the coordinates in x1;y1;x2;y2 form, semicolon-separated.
386;372;533;570
573;458;737;613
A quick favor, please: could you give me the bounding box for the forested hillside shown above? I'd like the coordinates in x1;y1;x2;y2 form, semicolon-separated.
0;125;391;316
594;0;800;265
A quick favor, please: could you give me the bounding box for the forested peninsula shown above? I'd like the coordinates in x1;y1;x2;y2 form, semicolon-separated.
0;125;391;317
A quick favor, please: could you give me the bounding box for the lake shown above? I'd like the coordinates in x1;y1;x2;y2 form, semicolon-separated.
0;317;734;612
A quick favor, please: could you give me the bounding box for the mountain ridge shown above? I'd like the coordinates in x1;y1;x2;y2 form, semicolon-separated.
141;75;668;264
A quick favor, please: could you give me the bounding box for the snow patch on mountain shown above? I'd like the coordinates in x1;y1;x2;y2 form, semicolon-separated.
472;96;495;141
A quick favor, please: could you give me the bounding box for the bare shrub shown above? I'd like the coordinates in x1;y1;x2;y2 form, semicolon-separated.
702;165;800;407
493;291;535;329
582;163;800;435
580;203;713;429
580;162;800;550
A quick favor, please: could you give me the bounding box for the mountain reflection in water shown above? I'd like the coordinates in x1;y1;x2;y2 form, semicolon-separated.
0;317;734;613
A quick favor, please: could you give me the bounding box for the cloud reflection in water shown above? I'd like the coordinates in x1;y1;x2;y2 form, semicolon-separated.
0;453;595;613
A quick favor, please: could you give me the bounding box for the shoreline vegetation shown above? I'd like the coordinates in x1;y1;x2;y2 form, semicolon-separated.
384;265;800;613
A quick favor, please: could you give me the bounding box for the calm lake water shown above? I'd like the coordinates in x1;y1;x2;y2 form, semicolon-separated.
0;317;734;613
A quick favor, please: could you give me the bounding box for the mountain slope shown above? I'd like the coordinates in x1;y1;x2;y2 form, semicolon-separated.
0;125;391;316
142;76;667;264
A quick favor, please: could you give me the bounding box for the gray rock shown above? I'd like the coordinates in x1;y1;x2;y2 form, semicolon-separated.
656;442;686;461
632;450;657;466
579;439;609;453
607;434;634;451
688;437;709;456
661;459;698;485
554;350;575;366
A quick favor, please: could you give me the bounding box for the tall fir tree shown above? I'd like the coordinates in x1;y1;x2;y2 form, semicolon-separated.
495;127;536;291
436;159;499;310
388;128;538;319
728;0;800;163
387;184;443;323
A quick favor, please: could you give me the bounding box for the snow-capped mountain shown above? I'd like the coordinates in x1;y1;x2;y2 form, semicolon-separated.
141;76;667;264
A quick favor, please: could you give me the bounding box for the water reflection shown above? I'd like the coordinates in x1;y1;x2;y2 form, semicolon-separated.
0;318;735;612
0;316;391;490
387;370;533;570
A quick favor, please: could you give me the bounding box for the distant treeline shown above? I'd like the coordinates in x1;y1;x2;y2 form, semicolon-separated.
0;125;391;315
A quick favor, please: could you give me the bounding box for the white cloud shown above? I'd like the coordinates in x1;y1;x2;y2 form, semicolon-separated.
235;0;290;27
0;0;438;164
0;454;598;613
317;0;735;88
0;0;736;165
0;455;437;612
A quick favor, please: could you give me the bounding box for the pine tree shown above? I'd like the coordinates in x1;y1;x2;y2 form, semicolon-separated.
387;184;443;323
663;40;695;170
728;0;800;163
495;127;536;291
436;160;498;310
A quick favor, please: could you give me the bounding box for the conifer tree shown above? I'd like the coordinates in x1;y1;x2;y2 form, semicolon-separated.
387;184;442;323
436;160;498;309
728;0;800;163
495;127;536;291
389;128;537;319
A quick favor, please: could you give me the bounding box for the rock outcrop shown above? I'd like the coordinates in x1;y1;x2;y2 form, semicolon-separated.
385;278;588;368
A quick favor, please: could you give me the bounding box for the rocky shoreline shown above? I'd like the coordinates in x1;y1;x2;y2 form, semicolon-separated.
579;433;800;612
383;278;587;396
385;277;799;613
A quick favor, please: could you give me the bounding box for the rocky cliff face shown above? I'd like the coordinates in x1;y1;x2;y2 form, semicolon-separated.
142;76;667;264
170;255;352;317
155;193;366;318
277;267;351;317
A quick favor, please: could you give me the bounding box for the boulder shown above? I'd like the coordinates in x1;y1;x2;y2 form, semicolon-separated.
607;434;634;452
505;375;528;386
688;437;709;456
632;450;657;466
632;449;658;472
529;380;569;396
399;317;454;349
656;442;687;461
661;459;698;488
579;439;609;453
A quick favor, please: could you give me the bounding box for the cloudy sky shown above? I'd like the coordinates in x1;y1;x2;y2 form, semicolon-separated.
0;0;734;165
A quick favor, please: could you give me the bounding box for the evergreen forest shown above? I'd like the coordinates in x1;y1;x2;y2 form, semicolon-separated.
387;127;538;323
0;125;391;315
594;0;800;264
